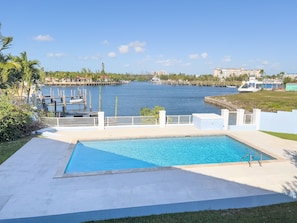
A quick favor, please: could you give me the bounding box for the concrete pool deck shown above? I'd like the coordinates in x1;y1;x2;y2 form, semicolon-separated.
0;125;297;222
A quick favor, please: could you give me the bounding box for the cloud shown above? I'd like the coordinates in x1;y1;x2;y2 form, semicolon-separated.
134;46;145;53
108;52;116;58
47;52;65;58
156;59;179;67
119;45;129;54
261;60;269;65
79;55;101;60
102;40;109;45
201;52;208;59
223;56;232;62
118;41;146;54
189;52;208;60
189;54;199;59
129;41;146;53
34;34;54;42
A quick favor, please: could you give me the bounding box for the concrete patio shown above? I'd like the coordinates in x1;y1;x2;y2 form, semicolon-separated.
0;126;296;223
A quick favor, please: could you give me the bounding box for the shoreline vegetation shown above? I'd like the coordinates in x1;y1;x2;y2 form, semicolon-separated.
205;90;297;112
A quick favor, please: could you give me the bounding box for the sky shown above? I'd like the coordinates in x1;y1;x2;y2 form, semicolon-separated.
1;0;297;75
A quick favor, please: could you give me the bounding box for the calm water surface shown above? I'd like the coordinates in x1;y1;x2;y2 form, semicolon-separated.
41;82;238;116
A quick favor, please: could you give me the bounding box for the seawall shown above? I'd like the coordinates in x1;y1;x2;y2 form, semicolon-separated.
204;96;239;111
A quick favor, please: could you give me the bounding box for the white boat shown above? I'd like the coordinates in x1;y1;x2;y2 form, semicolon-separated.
238;77;263;93
151;76;161;84
69;98;83;104
226;85;237;88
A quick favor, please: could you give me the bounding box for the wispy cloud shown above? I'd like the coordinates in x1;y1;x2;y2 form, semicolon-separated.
189;52;208;60
34;34;54;42
79;55;101;60
129;41;146;53
108;52;116;58
119;45;129;54
102;40;109;45
118;41;146;54
223;56;232;62
47;52;65;58
156;59;180;67
201;52;208;59
189;54;199;59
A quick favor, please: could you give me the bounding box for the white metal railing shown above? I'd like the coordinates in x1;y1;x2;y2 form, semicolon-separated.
41;111;257;129
228;111;254;125
105;116;157;126
41;117;98;127
243;113;254;124
228;111;237;125
41;115;193;127
166;115;192;125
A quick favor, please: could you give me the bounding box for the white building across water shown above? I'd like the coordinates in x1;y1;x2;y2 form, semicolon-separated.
213;68;262;79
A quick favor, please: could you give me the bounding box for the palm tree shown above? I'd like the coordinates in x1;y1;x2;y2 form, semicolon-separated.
12;52;40;103
0;26;21;88
0;22;13;52
259;69;265;77
0;54;21;86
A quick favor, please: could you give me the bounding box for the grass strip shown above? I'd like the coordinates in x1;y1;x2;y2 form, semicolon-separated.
0;136;34;164
262;131;297;141
86;201;297;223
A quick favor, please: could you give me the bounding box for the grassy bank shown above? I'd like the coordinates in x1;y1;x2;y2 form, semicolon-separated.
87;201;297;223
211;90;297;112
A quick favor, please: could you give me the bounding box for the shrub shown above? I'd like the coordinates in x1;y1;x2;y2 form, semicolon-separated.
0;96;38;142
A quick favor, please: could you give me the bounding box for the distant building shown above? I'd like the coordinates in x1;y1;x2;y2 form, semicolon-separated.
283;73;297;81
153;70;168;76
286;83;297;91
213;68;262;79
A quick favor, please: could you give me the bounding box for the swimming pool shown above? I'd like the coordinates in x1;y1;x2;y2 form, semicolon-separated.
64;135;275;174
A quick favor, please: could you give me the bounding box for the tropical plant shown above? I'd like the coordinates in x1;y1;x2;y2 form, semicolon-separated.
0;54;21;88
0;25;22;88
0;95;39;142
140;105;165;121
12;52;40;103
0;23;13;52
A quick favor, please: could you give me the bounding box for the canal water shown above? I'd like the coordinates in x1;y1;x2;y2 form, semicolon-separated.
41;82;238;116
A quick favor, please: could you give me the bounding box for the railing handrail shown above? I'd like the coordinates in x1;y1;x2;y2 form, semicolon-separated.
41;115;193;127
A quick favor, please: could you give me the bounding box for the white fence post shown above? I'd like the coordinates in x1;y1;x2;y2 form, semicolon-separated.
98;111;105;130
221;109;229;130
253;109;261;130
159;110;166;127
236;109;245;125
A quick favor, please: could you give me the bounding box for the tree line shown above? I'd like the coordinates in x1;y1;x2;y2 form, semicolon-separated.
0;24;42;142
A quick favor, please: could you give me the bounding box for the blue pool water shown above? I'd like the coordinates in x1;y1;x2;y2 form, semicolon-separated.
64;136;274;174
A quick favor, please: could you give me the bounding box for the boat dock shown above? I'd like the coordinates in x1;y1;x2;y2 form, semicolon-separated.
39;88;92;116
44;81;122;86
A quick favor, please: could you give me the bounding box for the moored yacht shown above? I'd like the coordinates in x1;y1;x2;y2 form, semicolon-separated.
238;76;263;93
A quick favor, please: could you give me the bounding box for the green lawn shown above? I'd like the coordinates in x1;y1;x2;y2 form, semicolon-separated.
0;136;34;164
212;90;297;112
85;201;297;223
263;131;297;141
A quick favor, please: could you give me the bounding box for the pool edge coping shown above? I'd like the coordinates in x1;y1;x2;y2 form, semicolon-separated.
55;132;285;178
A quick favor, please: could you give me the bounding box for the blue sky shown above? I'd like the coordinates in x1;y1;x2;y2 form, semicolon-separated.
1;0;297;75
